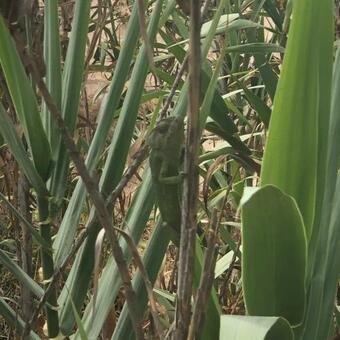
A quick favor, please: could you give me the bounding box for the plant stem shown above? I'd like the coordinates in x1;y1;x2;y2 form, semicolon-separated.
37;196;59;338
175;0;201;338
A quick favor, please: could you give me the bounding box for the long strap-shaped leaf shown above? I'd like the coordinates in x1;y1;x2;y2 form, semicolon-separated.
0;192;49;248
42;0;62;154
58;0;164;334
302;41;340;340
53;0;147;266
0;103;48;197
49;0;91;203
0;249;44;299
0;297;40;340
0;17;52;181
261;0;333;240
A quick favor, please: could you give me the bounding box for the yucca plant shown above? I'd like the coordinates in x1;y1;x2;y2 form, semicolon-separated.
0;0;339;339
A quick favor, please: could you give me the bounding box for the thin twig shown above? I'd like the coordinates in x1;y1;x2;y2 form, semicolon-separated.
174;0;201;338
23;54;144;339
159;55;188;119
106;144;149;204
188;208;219;340
137;0;157;75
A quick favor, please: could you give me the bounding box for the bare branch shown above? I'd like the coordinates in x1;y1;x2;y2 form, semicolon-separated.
174;0;201;338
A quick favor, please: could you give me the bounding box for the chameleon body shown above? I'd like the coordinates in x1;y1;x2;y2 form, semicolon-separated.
148;116;184;245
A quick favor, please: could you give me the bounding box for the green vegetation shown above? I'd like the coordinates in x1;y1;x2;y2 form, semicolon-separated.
0;0;339;339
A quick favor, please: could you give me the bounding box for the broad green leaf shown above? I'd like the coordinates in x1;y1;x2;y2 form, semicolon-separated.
241;185;307;325
0;103;48;197
300;2;334;338
0;17;52;181
42;0;62;154
49;0;91;203
307;0;334;262
220;316;293;340
260;0;333;239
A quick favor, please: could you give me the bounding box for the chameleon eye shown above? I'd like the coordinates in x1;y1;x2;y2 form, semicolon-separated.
156;123;169;133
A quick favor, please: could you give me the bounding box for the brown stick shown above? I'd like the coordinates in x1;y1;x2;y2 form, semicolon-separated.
174;0;201;338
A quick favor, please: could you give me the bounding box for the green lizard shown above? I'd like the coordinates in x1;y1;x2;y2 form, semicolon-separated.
148;116;185;245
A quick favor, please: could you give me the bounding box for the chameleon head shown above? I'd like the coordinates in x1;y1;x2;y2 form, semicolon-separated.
148;116;184;158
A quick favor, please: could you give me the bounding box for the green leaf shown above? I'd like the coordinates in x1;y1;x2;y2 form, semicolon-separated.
0;249;44;299
201;13;239;37
201;16;262;37
62;171;155;337
70;297;88;340
0;16;52;181
220;315;293;340
193;238;221;339
0;192;50;249
260;0;333;239
241;185;307;326
226;43;284;54
0;103;48;197
111;219;172;340
0;297;40;340
49;0;91;203
42;0;62;154
239;82;271;127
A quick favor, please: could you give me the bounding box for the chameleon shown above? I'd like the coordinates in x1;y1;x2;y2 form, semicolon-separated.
148;116;185;245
